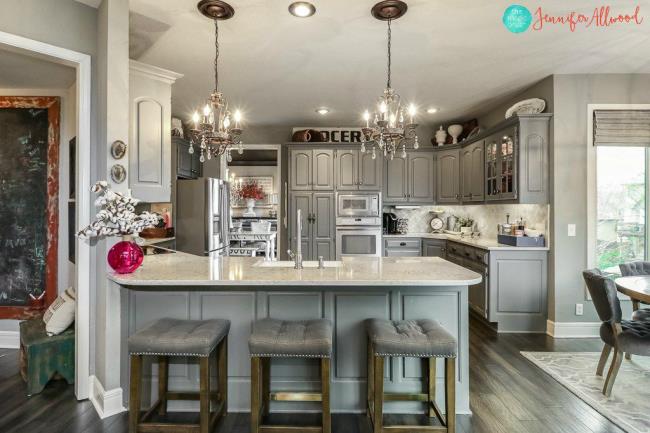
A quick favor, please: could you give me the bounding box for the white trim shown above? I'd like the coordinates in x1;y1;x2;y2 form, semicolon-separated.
546;320;600;338
0;30;93;401
0;331;19;349
129;59;183;84
89;375;126;419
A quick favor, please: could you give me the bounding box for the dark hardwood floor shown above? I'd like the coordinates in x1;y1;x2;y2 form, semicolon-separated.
0;318;624;433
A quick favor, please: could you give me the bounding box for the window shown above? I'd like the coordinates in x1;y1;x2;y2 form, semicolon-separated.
595;146;646;273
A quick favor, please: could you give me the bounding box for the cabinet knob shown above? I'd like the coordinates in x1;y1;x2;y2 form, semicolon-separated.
359;180;363;185
399;242;406;246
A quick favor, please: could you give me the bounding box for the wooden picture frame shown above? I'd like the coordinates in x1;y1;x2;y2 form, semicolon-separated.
0;96;60;319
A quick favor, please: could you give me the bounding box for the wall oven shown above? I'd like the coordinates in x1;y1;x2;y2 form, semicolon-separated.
335;217;382;259
337;193;380;218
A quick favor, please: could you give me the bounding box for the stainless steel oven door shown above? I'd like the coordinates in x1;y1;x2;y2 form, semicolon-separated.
337;193;380;217
336;226;382;259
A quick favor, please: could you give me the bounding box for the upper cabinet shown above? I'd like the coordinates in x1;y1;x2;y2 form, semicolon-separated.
174;137;202;179
290;148;334;191
461;140;485;202
383;151;434;204
436;148;460;204
129;60;182;202
335;148;383;191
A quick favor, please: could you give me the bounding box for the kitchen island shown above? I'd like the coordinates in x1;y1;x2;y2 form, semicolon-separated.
107;253;481;415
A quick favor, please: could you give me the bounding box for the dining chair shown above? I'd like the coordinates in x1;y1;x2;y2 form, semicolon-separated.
618;261;650;321
582;269;650;397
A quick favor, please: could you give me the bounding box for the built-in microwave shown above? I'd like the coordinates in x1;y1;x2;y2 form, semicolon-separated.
336;193;380;217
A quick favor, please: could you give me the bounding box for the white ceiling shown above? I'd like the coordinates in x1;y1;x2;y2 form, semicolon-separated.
131;0;650;128
0;48;76;89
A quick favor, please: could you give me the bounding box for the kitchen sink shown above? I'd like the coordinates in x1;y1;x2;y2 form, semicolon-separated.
254;260;342;268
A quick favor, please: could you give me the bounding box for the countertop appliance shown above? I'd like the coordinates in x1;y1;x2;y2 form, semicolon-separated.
337;192;380;218
336;216;382;259
383;212;399;234
176;178;231;257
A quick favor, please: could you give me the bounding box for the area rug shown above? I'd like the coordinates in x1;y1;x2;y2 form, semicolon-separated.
522;352;650;433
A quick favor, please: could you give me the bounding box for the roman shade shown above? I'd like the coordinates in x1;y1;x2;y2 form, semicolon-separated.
594;110;650;146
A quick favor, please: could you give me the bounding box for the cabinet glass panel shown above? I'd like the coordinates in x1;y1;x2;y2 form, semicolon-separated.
486;141;498;197
500;134;515;196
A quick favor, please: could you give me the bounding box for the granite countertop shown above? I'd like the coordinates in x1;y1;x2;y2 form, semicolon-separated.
108;253;482;287
382;232;550;251
139;237;175;247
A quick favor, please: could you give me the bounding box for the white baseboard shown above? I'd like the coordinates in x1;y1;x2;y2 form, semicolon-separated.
546;320;600;338
89;375;125;419
0;331;19;349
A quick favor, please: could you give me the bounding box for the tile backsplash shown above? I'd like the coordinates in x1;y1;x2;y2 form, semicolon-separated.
384;204;549;238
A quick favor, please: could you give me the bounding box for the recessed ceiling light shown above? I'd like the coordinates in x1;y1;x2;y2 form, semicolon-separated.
426;107;439;114
289;2;316;17
316;107;330;115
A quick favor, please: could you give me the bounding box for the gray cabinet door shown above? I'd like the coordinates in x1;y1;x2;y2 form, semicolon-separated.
312;193;335;260
290;149;312;191
289;192;313;260
422;239;446;257
465;260;488;319
175;138;193;178
359;150;382;190
460;146;472;201
460;141;484;202
383;155;408;203
436;148;460;203
312;149;334;190
336;149;358;190
408;152;434;203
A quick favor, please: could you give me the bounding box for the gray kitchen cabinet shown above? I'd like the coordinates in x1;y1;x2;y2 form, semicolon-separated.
436;148;461;204
174;137;202;179
290;148;335;191
422;239;446;257
383;237;421;257
129;60;182;202
408;152;435;203
461;140;484;202
289;192;335;260
383;151;434;204
335;148;383;191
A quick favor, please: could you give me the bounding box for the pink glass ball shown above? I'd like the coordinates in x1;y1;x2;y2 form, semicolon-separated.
107;241;144;274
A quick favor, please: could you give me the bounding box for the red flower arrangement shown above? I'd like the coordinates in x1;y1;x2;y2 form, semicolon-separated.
239;180;266;201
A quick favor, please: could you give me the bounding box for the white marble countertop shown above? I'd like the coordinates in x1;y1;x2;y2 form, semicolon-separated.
108;253;482;287
139;237;175;247
382;232;550;251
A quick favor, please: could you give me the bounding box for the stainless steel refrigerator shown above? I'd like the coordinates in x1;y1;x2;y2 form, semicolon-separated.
176;178;231;256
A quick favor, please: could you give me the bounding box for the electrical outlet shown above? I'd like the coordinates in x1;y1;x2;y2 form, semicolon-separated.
568;224;577;237
575;303;584;316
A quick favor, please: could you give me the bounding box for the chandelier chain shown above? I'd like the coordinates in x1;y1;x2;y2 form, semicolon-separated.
386;18;392;89
214;18;219;92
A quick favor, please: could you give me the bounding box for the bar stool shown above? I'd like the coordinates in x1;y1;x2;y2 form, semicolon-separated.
128;318;230;433
366;319;457;433
249;318;332;433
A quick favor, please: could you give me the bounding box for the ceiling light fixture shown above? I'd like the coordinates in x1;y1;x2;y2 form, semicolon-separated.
316;107;330;115
289;2;316;18
426;107;439;114
188;0;244;164
360;0;419;160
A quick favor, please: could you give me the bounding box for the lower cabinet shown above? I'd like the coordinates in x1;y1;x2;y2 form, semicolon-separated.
289;192;335;260
422;239;446;257
384;238;421;257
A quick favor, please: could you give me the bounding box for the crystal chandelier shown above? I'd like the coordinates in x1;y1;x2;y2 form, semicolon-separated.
361;1;419;160
188;0;243;163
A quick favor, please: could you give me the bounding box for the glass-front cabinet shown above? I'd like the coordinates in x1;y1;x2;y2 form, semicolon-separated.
485;125;517;201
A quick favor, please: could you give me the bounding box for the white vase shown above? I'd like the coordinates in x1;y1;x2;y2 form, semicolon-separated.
435;126;447;146
244;198;257;217
448;124;463;144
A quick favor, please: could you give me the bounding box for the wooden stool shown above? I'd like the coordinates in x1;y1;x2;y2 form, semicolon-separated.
19;318;75;396
366;319;457;433
128;318;230;433
249;318;332;433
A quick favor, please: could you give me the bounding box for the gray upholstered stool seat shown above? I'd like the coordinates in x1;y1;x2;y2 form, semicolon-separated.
366;318;457;357
632;309;650;321
128;318;230;356
249;318;332;358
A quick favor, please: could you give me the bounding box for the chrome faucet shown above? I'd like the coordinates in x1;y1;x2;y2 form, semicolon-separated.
287;208;303;269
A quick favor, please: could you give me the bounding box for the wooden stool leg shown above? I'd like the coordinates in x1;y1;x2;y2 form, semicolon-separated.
596;344;611;376
200;356;211;433
129;355;143;433
373;355;384;433
427;357;436;418
321;358;331;433
367;339;374;418
218;338;228;413
262;358;270;417
158;356;168;416
445;357;456;433
251;357;261;433
603;349;623;397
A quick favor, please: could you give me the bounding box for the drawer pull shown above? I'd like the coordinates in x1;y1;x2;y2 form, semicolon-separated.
400;242;406;246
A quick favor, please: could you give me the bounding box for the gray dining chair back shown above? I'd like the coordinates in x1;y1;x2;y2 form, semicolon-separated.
582;269;622;324
619;261;650;276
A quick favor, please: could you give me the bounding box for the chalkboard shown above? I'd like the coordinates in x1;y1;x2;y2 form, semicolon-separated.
0;97;59;319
